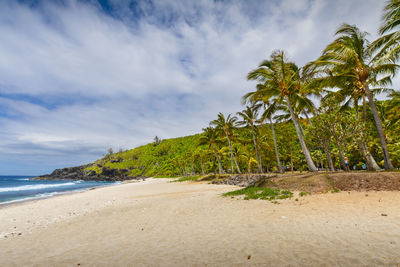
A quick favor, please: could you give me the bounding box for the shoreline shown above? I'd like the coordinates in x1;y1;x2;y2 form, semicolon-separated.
1;178;399;266
0;178;132;209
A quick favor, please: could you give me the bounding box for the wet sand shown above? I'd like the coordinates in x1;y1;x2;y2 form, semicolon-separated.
0;178;399;266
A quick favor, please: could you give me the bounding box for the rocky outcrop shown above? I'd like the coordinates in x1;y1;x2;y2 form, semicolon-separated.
34;165;146;182
212;174;276;187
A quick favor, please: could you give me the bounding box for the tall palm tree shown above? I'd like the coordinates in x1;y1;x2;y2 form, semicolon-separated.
198;127;223;174
211;113;241;174
243;87;284;173
247;50;318;172
237;106;262;173
306;24;398;169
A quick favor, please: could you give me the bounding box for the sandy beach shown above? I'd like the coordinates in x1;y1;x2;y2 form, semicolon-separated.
0;178;400;266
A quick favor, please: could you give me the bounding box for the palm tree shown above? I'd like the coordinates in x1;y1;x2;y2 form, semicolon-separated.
247;50;318;172
242;89;284;173
237;106;262;173
370;0;400;63
387;90;400;130
211;113;241;174
306;24;398;169
198;127;223;174
388;90;400;111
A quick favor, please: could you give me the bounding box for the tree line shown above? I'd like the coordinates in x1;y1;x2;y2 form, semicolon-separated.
197;0;400;174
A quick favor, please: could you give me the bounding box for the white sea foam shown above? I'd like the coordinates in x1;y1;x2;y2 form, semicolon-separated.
17;178;31;181
0;182;76;193
0;192;60;205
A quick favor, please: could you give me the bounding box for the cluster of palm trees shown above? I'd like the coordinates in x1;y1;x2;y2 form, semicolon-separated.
198;0;400;174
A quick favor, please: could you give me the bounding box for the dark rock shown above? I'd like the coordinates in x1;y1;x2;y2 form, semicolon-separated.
110;157;123;163
101;167;119;177
33;164;146;182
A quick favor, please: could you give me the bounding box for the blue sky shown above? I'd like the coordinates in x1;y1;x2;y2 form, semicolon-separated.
0;0;388;175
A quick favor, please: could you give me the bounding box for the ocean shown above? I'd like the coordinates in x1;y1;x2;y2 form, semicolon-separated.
0;176;118;205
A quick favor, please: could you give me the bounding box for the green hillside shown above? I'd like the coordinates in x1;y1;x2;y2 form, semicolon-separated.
82;121;317;178
85;134;203;177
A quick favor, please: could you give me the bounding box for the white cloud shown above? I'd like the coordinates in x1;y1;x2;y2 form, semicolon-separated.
0;0;388;174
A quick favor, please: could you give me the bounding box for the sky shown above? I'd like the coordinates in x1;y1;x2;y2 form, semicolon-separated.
0;0;388;175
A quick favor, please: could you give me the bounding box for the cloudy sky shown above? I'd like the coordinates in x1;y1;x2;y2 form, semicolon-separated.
0;0;387;175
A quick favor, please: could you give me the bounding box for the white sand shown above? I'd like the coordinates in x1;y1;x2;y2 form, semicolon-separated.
0;178;400;266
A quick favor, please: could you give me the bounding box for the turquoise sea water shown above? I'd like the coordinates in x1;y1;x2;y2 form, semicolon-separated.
0;176;117;204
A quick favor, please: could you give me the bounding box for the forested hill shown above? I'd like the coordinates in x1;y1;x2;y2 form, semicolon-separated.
86;134;202;178
83;121;307;179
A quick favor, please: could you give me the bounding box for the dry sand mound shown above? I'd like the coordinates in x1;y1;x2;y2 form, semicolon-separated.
330;172;400;191
212;171;400;192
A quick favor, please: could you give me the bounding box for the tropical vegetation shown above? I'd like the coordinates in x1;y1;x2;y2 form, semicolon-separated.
86;1;400;177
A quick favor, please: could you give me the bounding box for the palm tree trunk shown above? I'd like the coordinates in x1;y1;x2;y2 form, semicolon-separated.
182;166;186;176
332;126;347;170
290;147;294;172
319;151;324;169
200;158;205;175
233;154;241;174
224;131;241;174
212;147;223;174
299;120;305;137
362;95;367;122
322;138;335;171
251;126;262;173
270;118;283;173
358;141;381;171
224;131;234;173
357;96;381;170
364;84;394;169
305;112;312;126
286;96;318;172
257;144;263;172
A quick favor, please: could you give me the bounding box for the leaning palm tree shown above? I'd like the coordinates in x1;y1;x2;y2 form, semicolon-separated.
198;127;223;174
247;50;319;172
237;106;262;173
306;24;398;169
211;113;241;174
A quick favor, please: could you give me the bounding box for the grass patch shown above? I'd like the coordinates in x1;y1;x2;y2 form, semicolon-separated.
172;176;202;182
153;175;179;178
223;187;293;201
299;191;311;197
199;174;230;181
